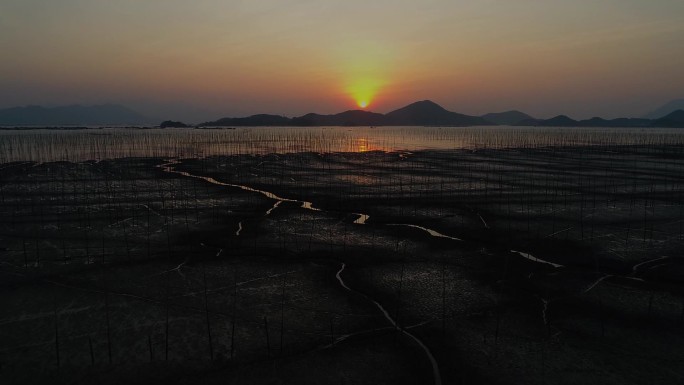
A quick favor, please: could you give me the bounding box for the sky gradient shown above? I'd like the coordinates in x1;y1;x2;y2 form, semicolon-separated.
1;0;683;121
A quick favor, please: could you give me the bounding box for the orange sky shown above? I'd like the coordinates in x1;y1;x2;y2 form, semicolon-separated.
1;0;683;121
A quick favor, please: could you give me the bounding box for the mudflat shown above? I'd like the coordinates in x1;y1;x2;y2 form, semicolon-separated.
1;145;684;384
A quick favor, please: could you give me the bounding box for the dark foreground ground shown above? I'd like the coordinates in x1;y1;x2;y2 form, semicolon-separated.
1;145;684;384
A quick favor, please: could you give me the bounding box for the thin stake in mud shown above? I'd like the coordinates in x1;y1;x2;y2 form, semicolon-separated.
203;265;214;361
89;336;95;366
62;233;67;266
230;267;238;360
84;210;91;264
308;218;314;251
165;272;170;361
53;293;60;368
395;245;406;342
148;335;153;362
122;216;130;262
330;317;335;346
494;302;502;345
104;276;112;365
441;257;446;341
101;230;105;264
279;273;287;356
23;237;27;269
146;201;151;259
264;316;271;358
648;293;654;317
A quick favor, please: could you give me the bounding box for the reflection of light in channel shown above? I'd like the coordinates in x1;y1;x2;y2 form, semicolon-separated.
357;138;368;152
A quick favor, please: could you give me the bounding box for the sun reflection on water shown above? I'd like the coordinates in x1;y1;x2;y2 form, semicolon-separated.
356;138;369;152
2;126;684;163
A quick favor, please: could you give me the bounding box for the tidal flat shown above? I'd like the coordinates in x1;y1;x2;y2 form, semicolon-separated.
2;133;684;384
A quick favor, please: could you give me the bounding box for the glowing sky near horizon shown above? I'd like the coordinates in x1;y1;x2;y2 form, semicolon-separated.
1;0;683;119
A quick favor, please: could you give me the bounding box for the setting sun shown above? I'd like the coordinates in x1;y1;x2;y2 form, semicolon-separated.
347;78;382;111
334;42;391;112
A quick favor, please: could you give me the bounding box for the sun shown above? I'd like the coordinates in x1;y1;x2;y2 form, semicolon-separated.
347;78;382;111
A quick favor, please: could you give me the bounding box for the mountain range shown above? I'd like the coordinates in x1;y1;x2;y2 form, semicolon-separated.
643;99;684;120
481;110;534;125
1;100;684;128
200;101;490;127
516;110;684;128
199;100;684;128
0;105;151;126
199;100;491;127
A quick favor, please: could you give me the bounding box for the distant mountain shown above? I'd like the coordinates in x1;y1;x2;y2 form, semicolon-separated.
643;99;684;119
385;100;488;126
199;100;489;127
0;104;150;126
159;120;190;128
291;110;387;126
546;115;578;126
516;114;671;128
202;114;291;127
653;110;684;127
517;115;578;127
200;110;386;127
584;117;651;128
197;101;684;128
481;110;533;125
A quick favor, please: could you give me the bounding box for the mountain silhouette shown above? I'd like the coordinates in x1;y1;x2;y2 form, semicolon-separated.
200;100;488;127
0;104;150;126
206;114;291;126
159;120;190;128
7;101;679;128
291;110;387;126
653;109;684;127
587;117;651;127
481;110;533;125
517;115;577;127
546;115;578;126
385;100;488;126
514;113;679;127
643;99;684;119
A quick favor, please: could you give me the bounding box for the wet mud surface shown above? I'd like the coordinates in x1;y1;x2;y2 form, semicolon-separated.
2;145;684;384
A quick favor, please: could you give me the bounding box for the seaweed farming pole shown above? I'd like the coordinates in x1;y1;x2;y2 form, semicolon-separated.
148;335;153;362
441;257;446;340
104;271;113;365
146;200;151;259
230;266;238;360
330;317;335;346
53;293;60;368
89;336;95;366
394;245;406;342
165;272;170;361
264;316;271;358
203;265;214;361
279;273;287;356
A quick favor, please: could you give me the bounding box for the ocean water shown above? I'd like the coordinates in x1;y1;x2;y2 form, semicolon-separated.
1;126;683;163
